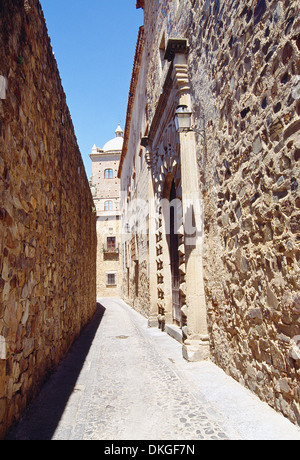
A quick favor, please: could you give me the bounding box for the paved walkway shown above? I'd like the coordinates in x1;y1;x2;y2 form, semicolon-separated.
7;298;300;441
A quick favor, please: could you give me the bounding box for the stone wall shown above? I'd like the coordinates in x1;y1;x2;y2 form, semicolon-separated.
91;151;121;215
0;0;97;438
138;0;300;425
188;0;300;425
120;148;152;318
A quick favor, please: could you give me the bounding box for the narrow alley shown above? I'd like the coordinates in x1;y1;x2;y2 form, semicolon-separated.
6;299;300;441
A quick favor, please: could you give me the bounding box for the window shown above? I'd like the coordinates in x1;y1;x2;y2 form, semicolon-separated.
106;272;117;286
104;200;113;211
103;237;118;254
107;237;116;250
105;169;113;179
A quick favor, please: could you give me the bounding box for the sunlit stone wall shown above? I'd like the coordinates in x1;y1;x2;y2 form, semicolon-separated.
142;0;300;424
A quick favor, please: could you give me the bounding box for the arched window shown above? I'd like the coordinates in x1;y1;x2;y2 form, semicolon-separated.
104;168;113;179
104;200;113;211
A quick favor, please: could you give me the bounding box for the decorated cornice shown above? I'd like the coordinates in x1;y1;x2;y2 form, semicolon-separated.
164;38;189;62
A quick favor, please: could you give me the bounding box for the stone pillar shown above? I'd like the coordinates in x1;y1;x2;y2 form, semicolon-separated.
173;52;210;361
179;130;210;361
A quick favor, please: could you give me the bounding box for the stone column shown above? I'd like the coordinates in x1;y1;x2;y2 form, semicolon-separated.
173;52;210;361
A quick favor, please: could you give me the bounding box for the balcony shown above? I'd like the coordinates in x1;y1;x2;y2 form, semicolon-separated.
102;243;120;254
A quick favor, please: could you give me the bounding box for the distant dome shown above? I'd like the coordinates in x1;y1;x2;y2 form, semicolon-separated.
103;124;124;152
103;137;123;152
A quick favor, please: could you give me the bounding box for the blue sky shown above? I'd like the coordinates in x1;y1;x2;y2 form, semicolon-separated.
40;0;144;179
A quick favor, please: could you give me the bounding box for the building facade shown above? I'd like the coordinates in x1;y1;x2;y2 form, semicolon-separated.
90;125;123;297
119;0;300;425
119;27;154;318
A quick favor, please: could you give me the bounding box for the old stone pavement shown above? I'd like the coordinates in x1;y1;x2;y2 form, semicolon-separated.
6;298;300;441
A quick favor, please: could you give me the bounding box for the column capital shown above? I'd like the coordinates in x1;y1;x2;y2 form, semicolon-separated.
164;38;189;62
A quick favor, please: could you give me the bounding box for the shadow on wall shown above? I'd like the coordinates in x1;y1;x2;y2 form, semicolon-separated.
5;304;106;440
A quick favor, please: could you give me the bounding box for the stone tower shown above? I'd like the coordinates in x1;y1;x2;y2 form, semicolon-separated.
90;125;123;297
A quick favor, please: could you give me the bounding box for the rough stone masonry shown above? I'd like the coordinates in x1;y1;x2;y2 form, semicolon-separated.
185;0;300;425
0;0;97;438
129;0;299;425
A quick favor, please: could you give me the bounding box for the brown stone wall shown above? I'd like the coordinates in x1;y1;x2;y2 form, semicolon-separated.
140;0;299;424
125;259;150;318
187;0;300;424
0;0;97;438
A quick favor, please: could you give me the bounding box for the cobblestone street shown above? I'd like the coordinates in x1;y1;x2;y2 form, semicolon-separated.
7;298;300;441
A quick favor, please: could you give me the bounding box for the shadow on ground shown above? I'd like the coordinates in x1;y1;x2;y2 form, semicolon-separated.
6;303;106;440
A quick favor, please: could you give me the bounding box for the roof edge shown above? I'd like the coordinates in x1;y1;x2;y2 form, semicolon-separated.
118;26;145;178
136;0;144;9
